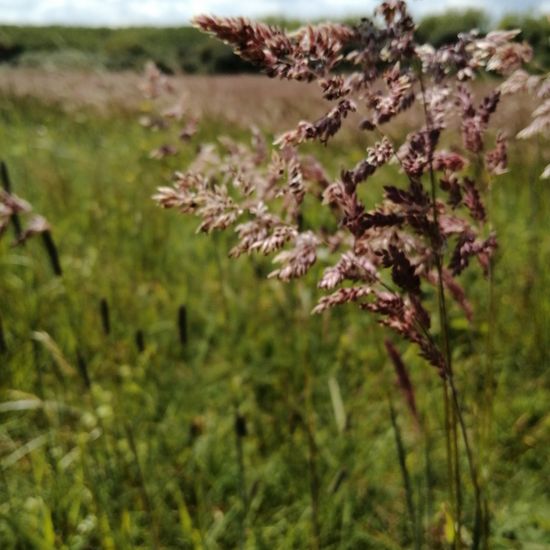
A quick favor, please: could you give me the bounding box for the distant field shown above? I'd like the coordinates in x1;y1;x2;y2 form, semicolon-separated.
0;69;548;548
0;67;325;130
0;67;539;134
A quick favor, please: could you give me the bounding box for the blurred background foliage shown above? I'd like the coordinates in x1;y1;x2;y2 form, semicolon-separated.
0;10;549;74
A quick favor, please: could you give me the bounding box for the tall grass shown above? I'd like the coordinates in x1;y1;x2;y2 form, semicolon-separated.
0;83;548;548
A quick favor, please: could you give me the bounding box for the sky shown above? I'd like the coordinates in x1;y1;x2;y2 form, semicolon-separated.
0;0;548;26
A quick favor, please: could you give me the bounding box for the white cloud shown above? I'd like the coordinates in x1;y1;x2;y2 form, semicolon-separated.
0;0;547;26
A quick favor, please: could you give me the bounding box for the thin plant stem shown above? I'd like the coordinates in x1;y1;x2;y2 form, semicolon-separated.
423;417;435;532
442;378;457;543
376;120;461;544
299;303;321;550
306;429;321;550
475;152;495;548
417;72;463;545
418;71;486;548
447;378;483;548
388;396;420;550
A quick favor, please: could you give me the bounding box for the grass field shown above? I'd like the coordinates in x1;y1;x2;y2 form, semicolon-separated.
0;71;549;549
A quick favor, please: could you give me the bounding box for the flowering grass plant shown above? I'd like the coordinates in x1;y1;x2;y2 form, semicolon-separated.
152;1;538;546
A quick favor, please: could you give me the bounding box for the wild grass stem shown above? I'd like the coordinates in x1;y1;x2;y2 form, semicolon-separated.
387;396;420;550
300;310;321;550
418;72;463;545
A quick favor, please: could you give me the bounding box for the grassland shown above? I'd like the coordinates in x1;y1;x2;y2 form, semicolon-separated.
0;71;548;549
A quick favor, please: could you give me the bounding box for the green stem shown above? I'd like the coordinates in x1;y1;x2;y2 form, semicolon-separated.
483;159;495;549
388;397;420;550
304;361;321;550
417;73;462;546
300;306;321;550
474;150;495;548
448;378;483;549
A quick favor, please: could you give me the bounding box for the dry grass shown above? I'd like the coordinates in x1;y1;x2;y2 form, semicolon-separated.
0;67;326;129
0;68;539;142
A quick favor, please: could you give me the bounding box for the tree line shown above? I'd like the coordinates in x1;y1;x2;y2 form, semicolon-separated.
0;10;548;73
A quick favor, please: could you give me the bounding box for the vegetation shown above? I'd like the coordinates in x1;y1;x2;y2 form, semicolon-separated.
0;10;549;74
0;3;548;548
0;26;253;74
415;10;490;47
0;76;548;548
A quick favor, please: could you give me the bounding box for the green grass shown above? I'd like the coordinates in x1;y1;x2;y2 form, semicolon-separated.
0;93;548;549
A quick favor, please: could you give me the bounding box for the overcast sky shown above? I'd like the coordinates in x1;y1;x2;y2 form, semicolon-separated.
0;0;548;26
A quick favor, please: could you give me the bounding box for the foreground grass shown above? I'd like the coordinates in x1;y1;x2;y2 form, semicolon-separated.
0;93;548;549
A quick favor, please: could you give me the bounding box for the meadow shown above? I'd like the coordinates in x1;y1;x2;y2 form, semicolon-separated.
0;68;548;549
